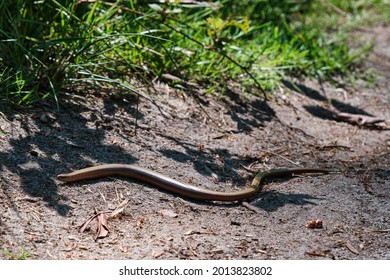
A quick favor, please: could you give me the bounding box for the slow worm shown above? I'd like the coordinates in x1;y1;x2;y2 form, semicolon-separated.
57;164;330;202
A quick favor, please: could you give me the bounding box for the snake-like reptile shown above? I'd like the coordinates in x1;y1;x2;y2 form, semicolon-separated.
57;164;330;202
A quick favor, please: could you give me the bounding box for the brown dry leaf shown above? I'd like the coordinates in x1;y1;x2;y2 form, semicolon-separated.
95;212;110;240
79;199;130;240
79;214;99;233
79;211;111;240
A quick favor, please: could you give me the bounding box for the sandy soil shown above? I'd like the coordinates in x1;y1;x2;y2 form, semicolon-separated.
0;26;389;260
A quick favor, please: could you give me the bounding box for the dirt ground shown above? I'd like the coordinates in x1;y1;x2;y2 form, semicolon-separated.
0;26;389;260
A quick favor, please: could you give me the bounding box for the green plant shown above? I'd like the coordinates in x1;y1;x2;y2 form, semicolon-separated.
1;246;32;260
0;0;388;106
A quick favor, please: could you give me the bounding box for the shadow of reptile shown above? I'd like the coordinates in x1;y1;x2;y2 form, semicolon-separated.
251;190;321;212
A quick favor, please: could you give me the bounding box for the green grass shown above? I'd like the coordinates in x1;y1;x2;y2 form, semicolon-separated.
0;0;389;106
1;246;32;260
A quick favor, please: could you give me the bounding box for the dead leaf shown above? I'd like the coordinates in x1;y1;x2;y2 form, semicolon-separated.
78;199;130;240
79;211;111;240
79;214;99;233
95;212;110;240
241;202;263;214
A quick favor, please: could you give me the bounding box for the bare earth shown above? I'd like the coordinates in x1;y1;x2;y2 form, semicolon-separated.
0;26;389;260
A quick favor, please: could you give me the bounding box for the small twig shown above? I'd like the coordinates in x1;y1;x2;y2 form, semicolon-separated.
240;164;257;173
191;92;222;129
315;144;351;151
321;0;350;17
220;52;268;100
185;230;215;235
97;189;106;203
364;228;390;233
360;169;374;195
110;198;130;218
162;21;206;47
276;117;316;140
305;251;328;257
78;0;147;16
134;92;140;135
241;202;262;214
266;150;301;167
332;111;385;126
